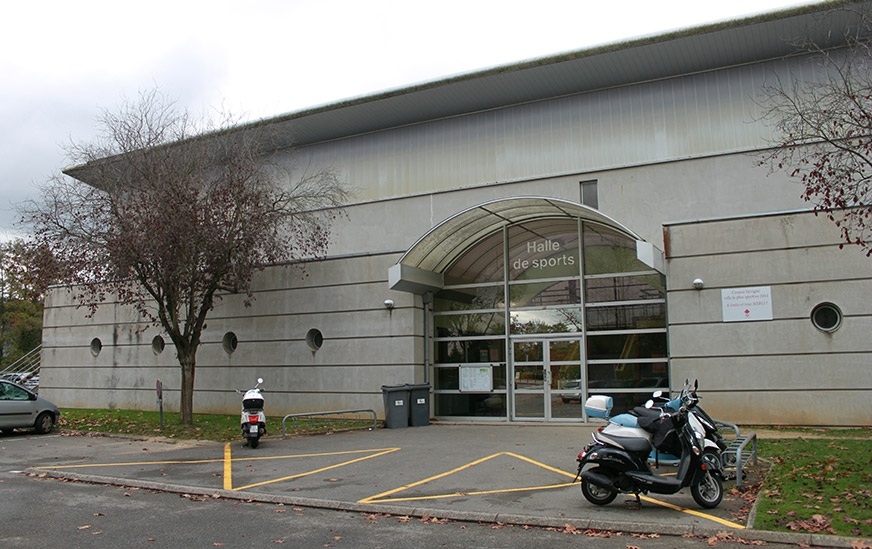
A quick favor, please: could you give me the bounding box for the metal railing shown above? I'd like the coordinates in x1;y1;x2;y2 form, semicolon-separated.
282;409;378;439
0;345;41;390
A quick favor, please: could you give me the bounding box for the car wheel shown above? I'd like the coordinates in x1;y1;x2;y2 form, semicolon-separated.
34;412;55;434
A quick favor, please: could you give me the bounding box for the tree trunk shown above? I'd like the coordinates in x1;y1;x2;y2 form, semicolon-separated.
179;348;196;425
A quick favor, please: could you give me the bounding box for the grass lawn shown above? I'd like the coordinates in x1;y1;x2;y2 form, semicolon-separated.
58;408;375;441
755;437;872;538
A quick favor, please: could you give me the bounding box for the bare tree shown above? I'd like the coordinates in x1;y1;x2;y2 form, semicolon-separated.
21;89;348;424
758;8;872;257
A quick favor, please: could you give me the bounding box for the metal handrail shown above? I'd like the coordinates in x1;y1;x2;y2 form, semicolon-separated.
282;409;378;438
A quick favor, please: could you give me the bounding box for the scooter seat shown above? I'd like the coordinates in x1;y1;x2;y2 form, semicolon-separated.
596;432;653;453
632;406;663;418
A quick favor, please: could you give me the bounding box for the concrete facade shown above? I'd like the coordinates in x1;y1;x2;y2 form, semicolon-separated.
40;3;872;425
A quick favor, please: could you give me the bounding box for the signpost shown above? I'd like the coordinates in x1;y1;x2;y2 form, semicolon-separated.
156;380;163;430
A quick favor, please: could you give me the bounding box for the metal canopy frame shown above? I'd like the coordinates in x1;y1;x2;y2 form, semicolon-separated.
398;197;642;276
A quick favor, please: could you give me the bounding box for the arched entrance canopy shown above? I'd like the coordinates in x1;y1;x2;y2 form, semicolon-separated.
389;197;662;295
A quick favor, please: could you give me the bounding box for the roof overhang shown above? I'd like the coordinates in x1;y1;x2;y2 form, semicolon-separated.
389;197;663;295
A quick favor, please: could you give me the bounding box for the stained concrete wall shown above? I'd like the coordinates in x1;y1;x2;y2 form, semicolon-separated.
40;252;423;417
665;210;872;425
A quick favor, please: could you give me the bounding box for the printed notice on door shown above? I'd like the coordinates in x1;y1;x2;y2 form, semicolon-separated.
460;365;493;392
722;286;773;322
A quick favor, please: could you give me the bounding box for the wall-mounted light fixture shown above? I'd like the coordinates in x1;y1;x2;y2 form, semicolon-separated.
384;299;395;310
692;278;704;290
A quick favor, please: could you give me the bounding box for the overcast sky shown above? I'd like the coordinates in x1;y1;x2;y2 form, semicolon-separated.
0;0;824;239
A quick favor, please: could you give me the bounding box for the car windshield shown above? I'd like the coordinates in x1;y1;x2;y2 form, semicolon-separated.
0;382;31;401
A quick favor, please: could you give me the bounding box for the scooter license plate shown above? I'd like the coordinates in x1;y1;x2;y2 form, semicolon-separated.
250;424;258;433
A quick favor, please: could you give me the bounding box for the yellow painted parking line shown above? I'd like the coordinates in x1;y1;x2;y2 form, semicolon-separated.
359;451;563;504
360;451;746;530
35;447;400;470
367;481;578;503
639;495;745;529
35;457;226;469
232;447;400;491
223;443;232;490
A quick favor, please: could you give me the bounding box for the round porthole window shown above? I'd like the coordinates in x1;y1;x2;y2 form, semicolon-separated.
222;332;238;354
811;302;842;333
152;335;166;355
306;328;323;352
90;338;103;357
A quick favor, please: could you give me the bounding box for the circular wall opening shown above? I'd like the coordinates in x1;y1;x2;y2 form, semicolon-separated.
152;335;166;355
222;332;238;354
811;302;842;333
90;338;103;357
306;328;324;351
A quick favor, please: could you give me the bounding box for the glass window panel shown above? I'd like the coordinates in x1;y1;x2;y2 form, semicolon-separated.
551;364;581;389
444;231;504;285
510;308;583;334
585;304;667;331
551;395;583;419
435;312;506;337
435;393;506;417
508;219;580;281
586;333;668;360
584;392;652;416
587;362;669;389
434;285;505;312
585;274;666;302
583;224;649;275
434;368;459;390
435;339;506;363
514;365;544;390
509;279;581;308
514;393;544;418
549;340;581;362
513;340;543;362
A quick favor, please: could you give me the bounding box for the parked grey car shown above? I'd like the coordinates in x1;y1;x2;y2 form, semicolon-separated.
0;380;60;434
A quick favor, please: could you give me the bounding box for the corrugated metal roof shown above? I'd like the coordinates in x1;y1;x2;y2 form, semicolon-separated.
253;1;870;150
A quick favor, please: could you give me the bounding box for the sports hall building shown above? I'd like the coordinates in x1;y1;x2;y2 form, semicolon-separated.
41;2;872;425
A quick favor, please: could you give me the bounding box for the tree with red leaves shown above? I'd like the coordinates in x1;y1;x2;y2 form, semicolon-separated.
759;8;872;257
20;89;348;424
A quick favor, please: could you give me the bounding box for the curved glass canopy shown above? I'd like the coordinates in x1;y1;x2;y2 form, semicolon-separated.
390;197;651;294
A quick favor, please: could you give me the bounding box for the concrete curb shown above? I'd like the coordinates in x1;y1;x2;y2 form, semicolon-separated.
27;467;869;548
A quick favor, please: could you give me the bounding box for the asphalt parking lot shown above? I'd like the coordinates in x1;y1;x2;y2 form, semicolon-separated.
2;423;774;537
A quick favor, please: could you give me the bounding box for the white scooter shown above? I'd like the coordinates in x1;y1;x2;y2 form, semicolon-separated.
238;378;266;448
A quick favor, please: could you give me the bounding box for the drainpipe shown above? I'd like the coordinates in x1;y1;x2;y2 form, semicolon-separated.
422;291;433;384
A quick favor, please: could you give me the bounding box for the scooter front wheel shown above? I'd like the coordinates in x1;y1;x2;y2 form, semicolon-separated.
691;470;723;508
581;475;618;505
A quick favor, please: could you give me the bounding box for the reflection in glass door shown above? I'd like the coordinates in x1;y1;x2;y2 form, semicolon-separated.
511;338;583;421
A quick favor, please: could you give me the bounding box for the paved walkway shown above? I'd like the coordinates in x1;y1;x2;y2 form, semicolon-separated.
9;424;863;548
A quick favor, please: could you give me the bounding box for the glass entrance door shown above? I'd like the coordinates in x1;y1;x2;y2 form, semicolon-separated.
511;338;583;421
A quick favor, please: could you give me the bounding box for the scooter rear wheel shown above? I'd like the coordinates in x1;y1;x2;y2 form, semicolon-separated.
249;436;259;449
581;475;618;505
691;470;723;508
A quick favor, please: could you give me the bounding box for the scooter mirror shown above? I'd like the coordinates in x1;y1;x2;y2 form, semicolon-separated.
644;399;654;409
257;378;264;384
652;390;663;399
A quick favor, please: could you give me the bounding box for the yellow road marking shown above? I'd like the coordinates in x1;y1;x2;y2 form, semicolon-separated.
638;495;745;529
223;443;232;490
360;451;745;530
360;451;570;504
36;447;400;469
359;451;506;504
368;482;578;503
232;447;400;491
